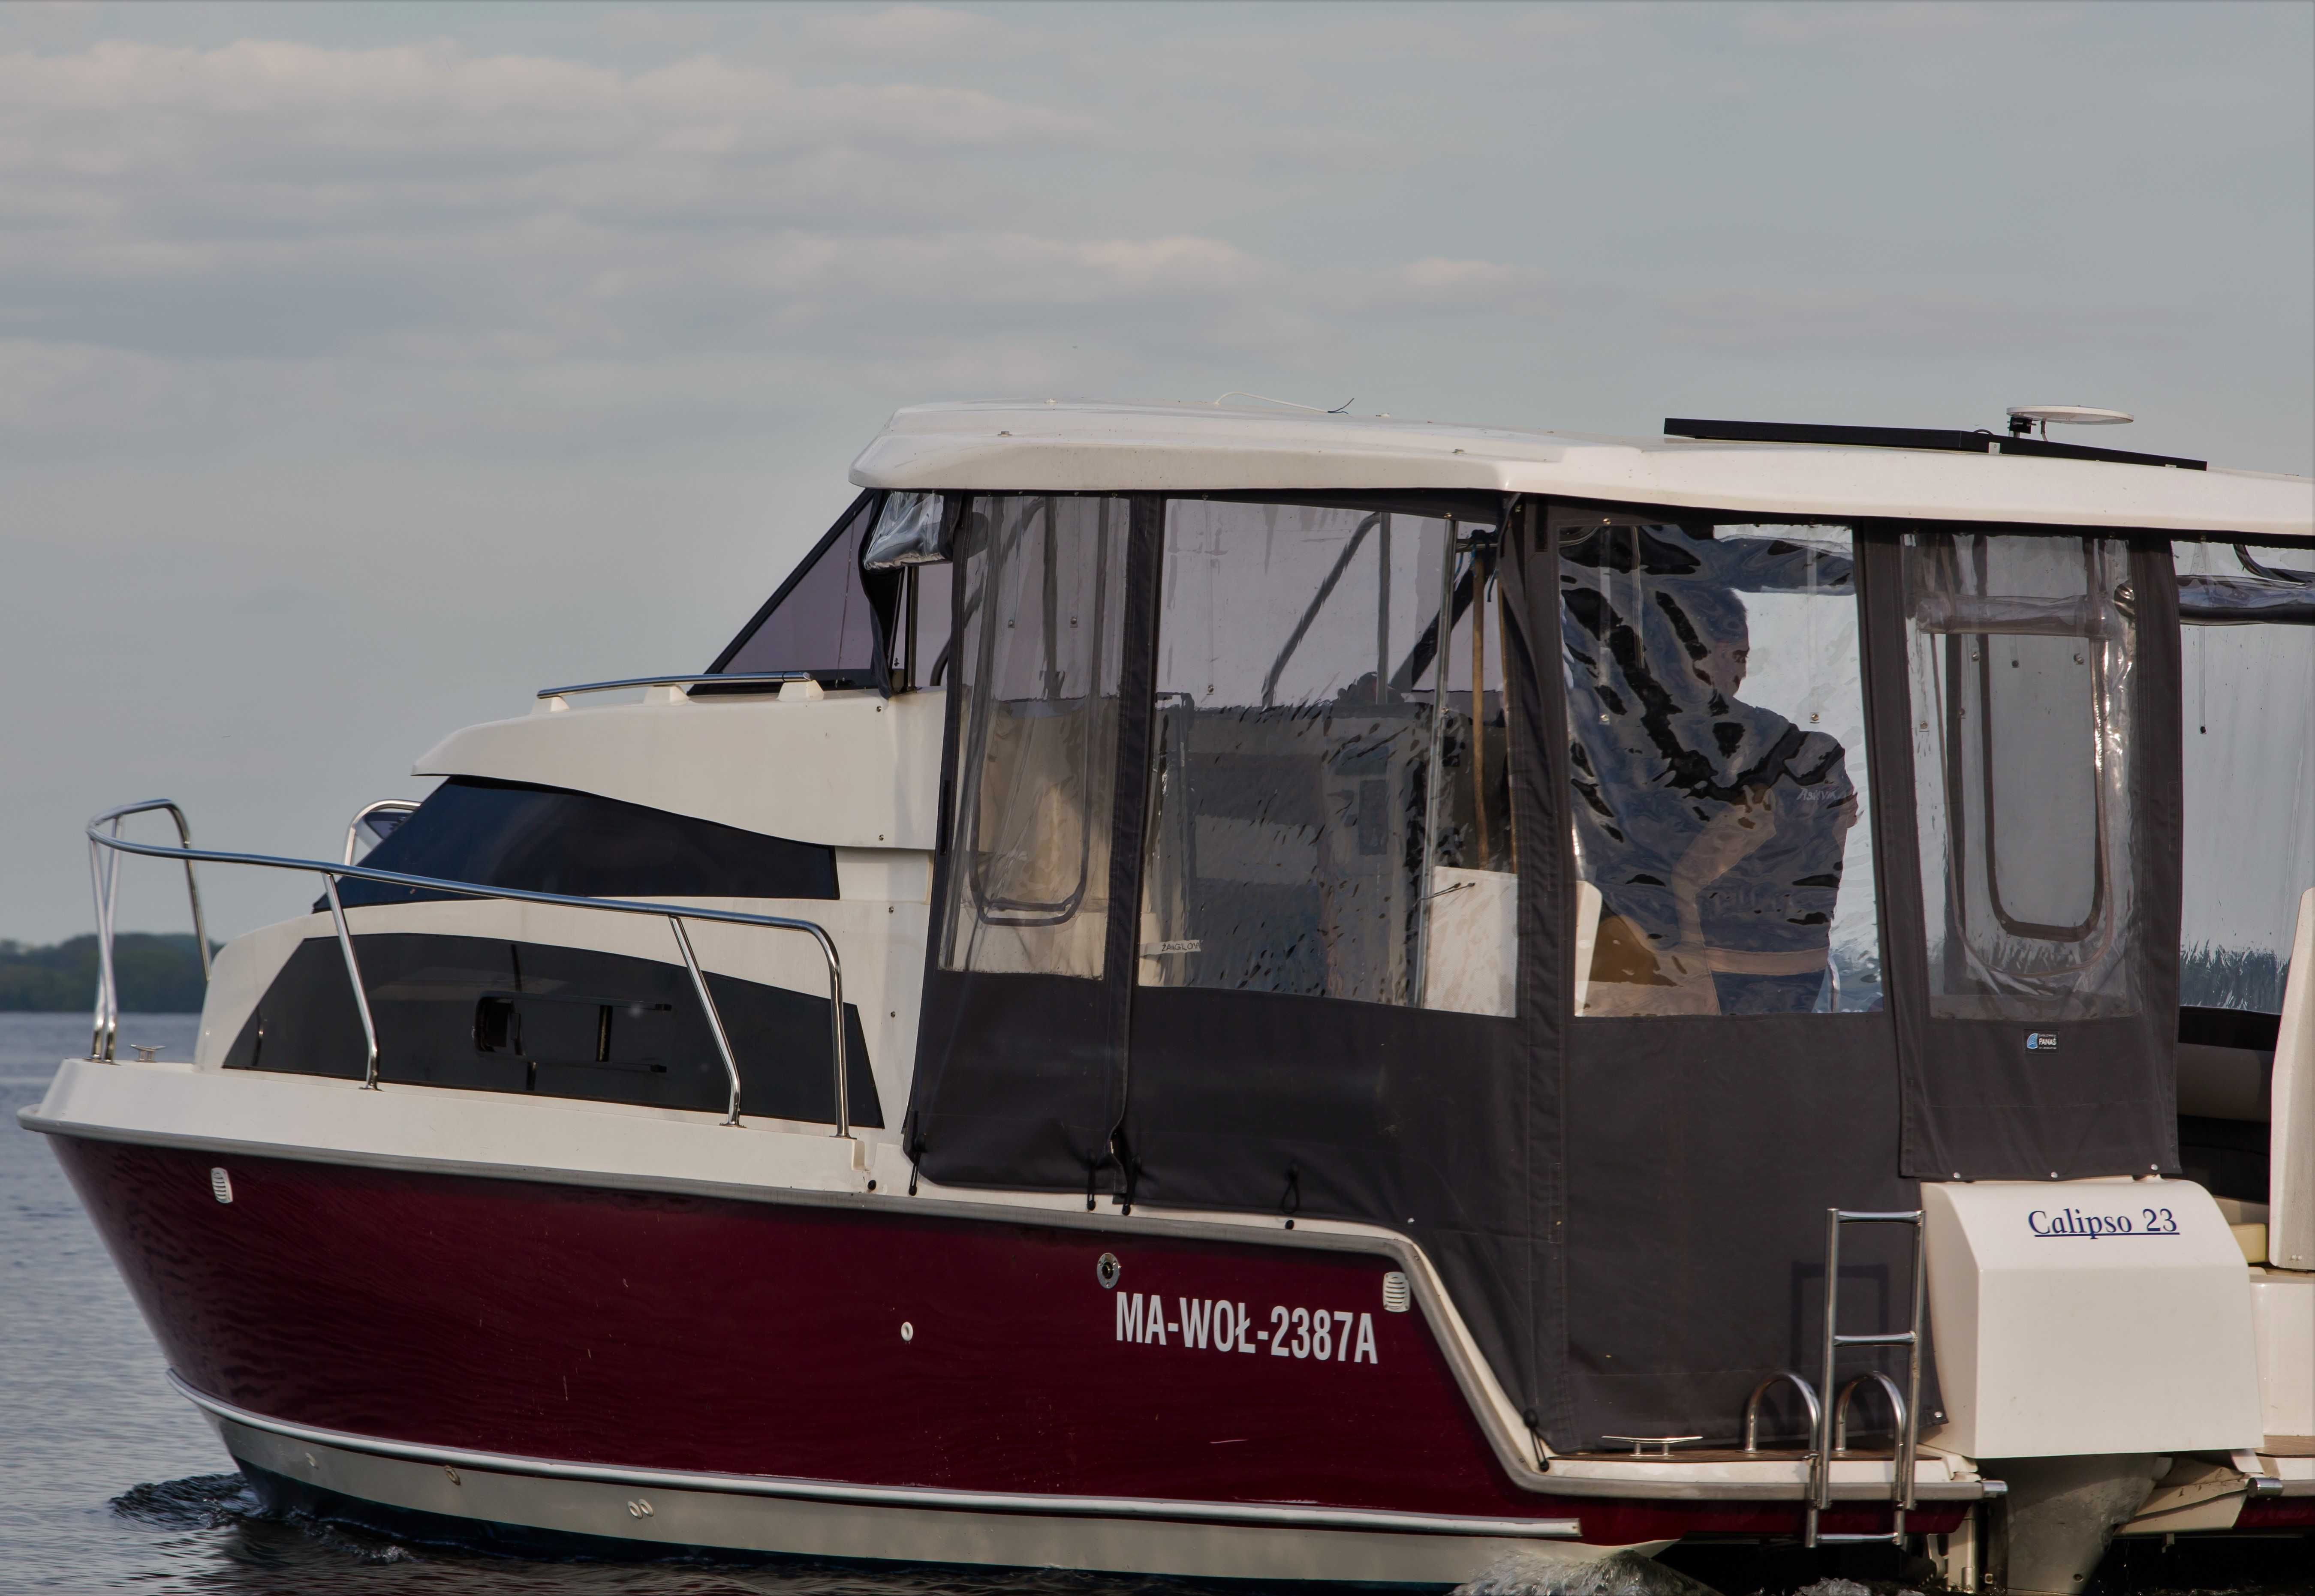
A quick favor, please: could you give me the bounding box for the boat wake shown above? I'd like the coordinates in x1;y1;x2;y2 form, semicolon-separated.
1454;1547;1725;1596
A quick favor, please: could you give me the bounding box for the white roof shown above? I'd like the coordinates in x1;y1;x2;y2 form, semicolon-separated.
849;400;2313;539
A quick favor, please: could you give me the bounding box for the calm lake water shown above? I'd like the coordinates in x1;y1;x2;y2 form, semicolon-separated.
3;1011;2302;1595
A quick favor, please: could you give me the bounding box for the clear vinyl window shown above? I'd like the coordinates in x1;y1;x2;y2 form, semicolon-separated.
1905;532;2141;1020
1137;498;1513;1013
1561;516;1877;1017
939;496;1130;980
2175;540;2315;1013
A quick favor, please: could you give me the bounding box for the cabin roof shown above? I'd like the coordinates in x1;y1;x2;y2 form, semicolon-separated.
849;399;2313;539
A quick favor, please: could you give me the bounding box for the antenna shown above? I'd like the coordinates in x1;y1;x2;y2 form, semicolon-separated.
2006;405;2133;441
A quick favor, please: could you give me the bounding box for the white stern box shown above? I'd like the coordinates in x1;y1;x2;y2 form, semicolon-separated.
1923;1180;2262;1458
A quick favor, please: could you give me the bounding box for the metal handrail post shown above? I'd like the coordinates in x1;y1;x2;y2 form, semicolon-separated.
319;874;381;1089
815;926;848;1139
104;815;126;1055
154;803;211;983
1899;1209;1928;1524
83;802;214;1063
1811;1206;1841;1545
87;837;118;1061
668;915;745;1127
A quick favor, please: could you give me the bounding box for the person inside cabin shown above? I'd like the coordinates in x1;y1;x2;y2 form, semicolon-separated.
1563;527;1859;1016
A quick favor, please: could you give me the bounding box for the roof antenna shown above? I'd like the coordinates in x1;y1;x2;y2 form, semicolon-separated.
2007;405;2134;441
1327;397;1355;414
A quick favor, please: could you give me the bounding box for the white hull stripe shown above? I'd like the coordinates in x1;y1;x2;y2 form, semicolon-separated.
170;1373;1583;1540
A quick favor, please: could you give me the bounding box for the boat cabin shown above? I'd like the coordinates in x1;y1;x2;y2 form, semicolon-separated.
577;400;2310;1451
41;398;2315;1584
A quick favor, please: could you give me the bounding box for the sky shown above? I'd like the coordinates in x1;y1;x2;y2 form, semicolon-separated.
3;0;2310;945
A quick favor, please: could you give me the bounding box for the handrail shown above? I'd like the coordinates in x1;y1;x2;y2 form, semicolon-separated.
1741;1370;1823;1453
536;672;811;701
83;809;849;1136
1832;1370;1908;1455
343;800;421;866
86;801;212;1062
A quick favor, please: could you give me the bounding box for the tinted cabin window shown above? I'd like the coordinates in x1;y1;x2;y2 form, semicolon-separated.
335;777;838;908
225;932;880;1126
1137;498;1512;1013
1559;517;1877;1017
707;493;889;690
939;496;1130;979
1905;532;2142;1020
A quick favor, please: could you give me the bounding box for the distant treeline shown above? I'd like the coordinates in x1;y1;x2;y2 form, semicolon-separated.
0;934;212;1013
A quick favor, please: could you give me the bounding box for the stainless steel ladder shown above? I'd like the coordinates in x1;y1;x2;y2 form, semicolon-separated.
1807;1207;1926;1548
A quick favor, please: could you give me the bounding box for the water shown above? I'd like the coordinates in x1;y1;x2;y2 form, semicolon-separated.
3;1013;2301;1594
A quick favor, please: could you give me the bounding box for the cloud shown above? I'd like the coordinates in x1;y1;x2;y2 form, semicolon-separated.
0;34;1565;428
1659;288;2199;355
798;4;1005;57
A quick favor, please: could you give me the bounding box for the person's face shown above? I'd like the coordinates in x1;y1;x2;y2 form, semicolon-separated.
1697;638;1749;697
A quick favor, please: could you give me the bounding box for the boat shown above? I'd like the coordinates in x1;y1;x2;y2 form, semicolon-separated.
24;399;2315;1591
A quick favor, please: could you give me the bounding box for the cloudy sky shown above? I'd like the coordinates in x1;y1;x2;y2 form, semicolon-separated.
4;0;2309;945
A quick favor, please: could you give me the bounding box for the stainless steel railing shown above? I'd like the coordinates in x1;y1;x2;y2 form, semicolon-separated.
343;799;422;866
535;672;812;702
87;801;212;1065
84;801;850;1136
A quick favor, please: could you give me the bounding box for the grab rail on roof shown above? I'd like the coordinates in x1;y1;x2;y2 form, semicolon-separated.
83;802;850;1136
343;799;422;866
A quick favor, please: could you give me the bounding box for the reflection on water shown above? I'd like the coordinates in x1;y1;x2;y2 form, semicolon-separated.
4;1013;2304;1594
102;1473;1149;1595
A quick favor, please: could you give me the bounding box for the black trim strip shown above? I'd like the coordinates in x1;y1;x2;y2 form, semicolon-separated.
1665;418;2207;472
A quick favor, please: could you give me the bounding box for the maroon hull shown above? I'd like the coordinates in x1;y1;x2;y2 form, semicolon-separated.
55;1136;1952;1543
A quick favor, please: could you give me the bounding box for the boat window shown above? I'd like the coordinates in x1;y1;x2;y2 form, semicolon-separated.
1137;498;1511;1012
331;777;840;908
1905;532;2142;1020
224;932;880;1126
2176;539;2315;1012
1560;516;1877;1017
939;496;1130;979
707;492;889;690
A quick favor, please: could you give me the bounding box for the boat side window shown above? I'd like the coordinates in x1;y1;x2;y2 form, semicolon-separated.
1905;532;2142;1020
939;496;1130;979
707;492;890;690
1560;515;1878;1017
2174;538;2315;1013
1137;497;1513;1012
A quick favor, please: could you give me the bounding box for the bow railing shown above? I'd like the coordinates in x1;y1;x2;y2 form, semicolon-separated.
84;801;849;1135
